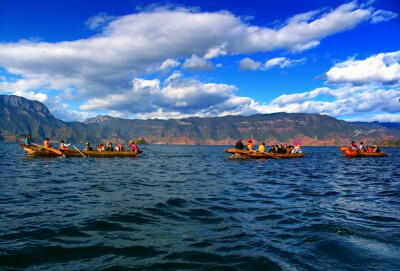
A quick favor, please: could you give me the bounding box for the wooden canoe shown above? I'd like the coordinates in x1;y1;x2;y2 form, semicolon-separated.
225;148;307;159
20;144;139;157
339;147;386;157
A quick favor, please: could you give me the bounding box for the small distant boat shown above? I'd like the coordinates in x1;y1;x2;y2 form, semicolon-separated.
339;147;386;157
20;144;140;157
225;148;307;159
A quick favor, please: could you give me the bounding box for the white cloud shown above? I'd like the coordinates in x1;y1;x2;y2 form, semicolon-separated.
0;2;397;121
239;58;262;71
204;43;227;59
160;59;180;70
85;13;118;30
265;57;306;69
182;55;214;72
370;10;398;24
326;51;400;85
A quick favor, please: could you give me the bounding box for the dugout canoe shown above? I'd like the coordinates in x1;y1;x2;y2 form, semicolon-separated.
225;148;307;159
20;144;139;157
339;146;386;157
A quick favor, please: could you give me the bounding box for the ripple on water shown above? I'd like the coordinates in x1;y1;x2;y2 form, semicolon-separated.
1;144;400;270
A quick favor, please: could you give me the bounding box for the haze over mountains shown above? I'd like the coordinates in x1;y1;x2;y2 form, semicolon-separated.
1;95;400;146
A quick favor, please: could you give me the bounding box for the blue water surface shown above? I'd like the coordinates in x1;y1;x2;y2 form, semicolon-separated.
0;143;399;270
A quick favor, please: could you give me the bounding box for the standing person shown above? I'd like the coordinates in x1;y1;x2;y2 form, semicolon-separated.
25;134;32;145
59;140;70;150
246;139;254;151
127;140;139;154
235;139;245;149
258;142;266;153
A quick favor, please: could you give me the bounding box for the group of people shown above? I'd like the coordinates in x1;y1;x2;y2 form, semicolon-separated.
350;141;380;153
24;135;140;154
235;139;302;154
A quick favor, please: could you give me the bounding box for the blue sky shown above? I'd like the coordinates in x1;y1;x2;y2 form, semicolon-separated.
0;0;399;122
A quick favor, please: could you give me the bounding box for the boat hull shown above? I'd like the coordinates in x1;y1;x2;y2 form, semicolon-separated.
225;148;307;159
20;144;138;157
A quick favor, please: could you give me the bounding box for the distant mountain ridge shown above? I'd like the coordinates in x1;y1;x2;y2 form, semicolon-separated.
1;94;400;146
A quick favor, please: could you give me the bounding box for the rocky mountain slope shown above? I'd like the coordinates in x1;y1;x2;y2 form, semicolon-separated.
1;95;399;146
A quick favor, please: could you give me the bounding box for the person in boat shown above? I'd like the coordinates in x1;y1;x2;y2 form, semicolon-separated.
106;143;114;151
25;134;32;145
277;144;285;153
84;142;93;151
116;143;124;151
98;143;105;152
294;142;302;153
373;145;381;153
59;140;70;150
43;138;53;148
235;139;245;149
258;142;266;153
246;139;254;151
358;141;366;151
350;141;357;149
127;140;139;154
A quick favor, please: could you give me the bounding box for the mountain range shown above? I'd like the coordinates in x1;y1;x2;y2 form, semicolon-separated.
1;94;400;146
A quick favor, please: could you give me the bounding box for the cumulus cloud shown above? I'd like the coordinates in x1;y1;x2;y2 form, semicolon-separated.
182;55;214;72
326;51;400;85
0;2;397;121
239;58;262;71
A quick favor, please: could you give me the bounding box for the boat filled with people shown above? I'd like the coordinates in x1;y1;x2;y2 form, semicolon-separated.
339;146;386;157
225;148;307;159
20;136;142;157
20;144;140;157
226;139;307;159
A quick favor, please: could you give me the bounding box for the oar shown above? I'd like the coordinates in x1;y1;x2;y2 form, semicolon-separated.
32;143;63;156
71;145;86;157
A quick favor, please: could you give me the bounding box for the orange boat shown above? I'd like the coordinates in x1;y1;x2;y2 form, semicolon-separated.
339;146;386;157
225;148;307;159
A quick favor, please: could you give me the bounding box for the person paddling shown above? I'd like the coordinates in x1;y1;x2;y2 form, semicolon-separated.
59;140;71;150
127;140;139;154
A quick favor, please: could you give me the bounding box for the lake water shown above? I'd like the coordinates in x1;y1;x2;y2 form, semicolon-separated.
1;143;399;270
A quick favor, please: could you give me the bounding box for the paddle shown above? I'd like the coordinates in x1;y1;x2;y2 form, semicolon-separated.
71;145;86;157
32;143;63;156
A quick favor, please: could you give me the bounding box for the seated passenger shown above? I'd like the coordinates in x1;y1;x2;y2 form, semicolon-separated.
246;139;254;151
235;139;245;150
98;144;105;152
358;141;366;151
127;140;139;154
258;142;265;153
59;140;70;150
350;141;357;149
84;142;93;151
294;143;302;153
373;145;381;153
117;143;124;151
106;143;114;151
